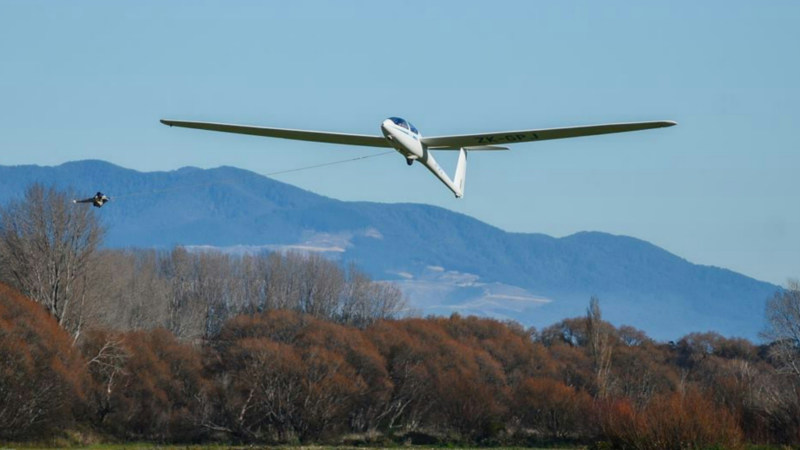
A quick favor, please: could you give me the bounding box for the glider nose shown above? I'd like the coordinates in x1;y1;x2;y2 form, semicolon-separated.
380;119;394;139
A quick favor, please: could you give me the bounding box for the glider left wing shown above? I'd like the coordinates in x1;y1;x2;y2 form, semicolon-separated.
160;120;392;148
422;120;677;150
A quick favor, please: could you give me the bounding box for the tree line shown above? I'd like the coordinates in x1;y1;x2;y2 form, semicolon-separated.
1;184;799;447
3;284;800;447
0;186;405;342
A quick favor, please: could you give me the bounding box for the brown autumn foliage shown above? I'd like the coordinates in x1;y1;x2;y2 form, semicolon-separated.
671;331;800;445
599;389;744;450
0;282;85;439
3;276;800;447
80;327;209;441
366;316;511;439
207;310;390;442
611;338;678;407
540;322;595;389
513;377;593;440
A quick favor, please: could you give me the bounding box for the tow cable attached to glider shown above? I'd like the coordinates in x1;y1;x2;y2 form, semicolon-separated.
72;151;394;207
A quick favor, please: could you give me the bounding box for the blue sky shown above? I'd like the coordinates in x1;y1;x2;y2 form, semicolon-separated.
1;1;798;285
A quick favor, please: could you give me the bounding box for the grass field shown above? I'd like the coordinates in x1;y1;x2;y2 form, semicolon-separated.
0;446;585;450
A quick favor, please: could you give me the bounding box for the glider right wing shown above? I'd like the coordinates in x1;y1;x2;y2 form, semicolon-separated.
160;120;392;148
422;121;677;150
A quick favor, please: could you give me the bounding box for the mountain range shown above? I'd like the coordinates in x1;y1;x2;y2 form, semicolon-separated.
0;160;778;340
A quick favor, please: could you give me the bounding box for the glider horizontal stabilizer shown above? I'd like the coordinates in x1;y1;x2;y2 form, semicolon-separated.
457;145;509;151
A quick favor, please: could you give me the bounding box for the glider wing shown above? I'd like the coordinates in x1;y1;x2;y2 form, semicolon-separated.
422;120;677;150
160;119;392;148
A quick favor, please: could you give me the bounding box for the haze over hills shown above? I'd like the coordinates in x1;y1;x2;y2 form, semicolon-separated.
0;160;778;340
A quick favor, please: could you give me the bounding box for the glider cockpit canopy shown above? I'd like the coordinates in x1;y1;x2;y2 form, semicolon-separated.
387;117;419;135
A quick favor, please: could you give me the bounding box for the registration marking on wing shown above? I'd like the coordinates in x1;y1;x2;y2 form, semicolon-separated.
476;133;539;144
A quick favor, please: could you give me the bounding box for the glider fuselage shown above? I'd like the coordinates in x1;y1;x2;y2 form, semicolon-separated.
381;117;423;159
381;117;463;196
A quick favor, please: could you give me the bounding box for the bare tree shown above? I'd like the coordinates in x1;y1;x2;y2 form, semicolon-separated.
341;264;407;327
0;184;104;335
237;253;269;313
266;251;307;312
586;296;614;398
763;280;800;379
195;251;235;339
297;252;344;318
88;250;171;332
82;330;130;423
159;247;209;340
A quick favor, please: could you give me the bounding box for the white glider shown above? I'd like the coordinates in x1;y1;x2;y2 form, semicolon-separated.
160;117;676;198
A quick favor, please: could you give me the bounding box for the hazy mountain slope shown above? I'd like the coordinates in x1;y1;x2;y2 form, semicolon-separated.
0;160;778;340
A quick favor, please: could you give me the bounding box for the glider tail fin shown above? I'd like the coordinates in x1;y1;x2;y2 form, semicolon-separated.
453;148;467;198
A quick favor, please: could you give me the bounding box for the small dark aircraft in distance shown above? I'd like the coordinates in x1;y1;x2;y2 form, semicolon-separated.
73;192;110;208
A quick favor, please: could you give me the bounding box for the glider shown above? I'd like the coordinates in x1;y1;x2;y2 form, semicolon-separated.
160;117;676;198
73;192;110;208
